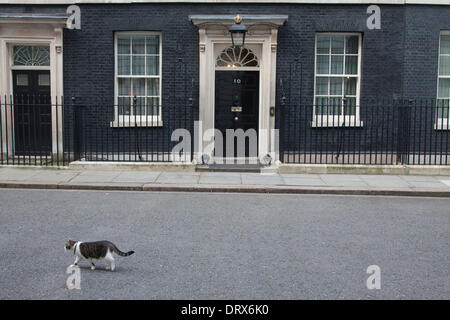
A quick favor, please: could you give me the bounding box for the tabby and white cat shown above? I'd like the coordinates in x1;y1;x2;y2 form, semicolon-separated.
65;240;134;271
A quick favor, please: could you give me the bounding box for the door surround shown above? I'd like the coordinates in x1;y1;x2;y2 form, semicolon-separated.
0;15;65;158
190;14;287;163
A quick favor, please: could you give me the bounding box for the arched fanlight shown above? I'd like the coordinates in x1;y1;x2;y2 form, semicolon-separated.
216;46;259;68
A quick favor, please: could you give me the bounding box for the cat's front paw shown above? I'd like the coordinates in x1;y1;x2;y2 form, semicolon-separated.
90;266;95;270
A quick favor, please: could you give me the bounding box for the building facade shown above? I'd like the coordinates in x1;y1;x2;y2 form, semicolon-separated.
0;1;449;166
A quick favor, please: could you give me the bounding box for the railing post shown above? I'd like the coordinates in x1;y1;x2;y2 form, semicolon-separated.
396;99;412;164
405;99;413;165
72;96;83;161
0;95;3;164
278;78;286;163
133;95;143;161
396;100;404;164
188;78;194;163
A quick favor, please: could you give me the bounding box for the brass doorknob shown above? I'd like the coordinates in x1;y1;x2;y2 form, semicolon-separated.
234;116;239;121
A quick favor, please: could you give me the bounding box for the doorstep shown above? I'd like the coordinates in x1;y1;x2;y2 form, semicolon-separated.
195;164;263;173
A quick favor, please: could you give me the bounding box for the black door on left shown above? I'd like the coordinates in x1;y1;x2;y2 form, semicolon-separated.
12;70;51;155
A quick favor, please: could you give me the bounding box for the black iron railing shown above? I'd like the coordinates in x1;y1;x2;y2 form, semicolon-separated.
0;95;70;166
278;97;449;165
0;95;449;166
71;96;196;163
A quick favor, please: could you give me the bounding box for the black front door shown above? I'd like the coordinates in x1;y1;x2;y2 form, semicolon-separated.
12;70;52;155
215;71;259;158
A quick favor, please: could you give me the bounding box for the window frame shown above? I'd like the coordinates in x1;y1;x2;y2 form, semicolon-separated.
111;31;163;127
312;32;363;127
436;30;450;130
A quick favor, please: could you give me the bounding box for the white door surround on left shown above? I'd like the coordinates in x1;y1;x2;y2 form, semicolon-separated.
0;15;66;158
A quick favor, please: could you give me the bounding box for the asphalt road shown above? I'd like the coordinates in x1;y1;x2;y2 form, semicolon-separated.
0;189;448;299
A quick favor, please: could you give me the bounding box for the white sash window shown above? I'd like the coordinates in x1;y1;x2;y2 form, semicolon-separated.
437;31;450;130
112;32;162;127
313;33;362;127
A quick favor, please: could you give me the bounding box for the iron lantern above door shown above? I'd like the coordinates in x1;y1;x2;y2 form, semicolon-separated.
229;14;248;47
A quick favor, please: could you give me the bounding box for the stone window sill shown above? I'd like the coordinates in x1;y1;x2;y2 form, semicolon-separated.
110;119;163;128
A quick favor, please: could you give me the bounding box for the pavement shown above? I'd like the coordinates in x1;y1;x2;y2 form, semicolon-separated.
0;166;450;197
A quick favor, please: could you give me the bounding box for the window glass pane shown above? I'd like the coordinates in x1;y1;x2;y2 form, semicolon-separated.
346;36;359;54
118;78;131;95
316;55;329;74
331;55;343;74
330;97;342;115
438;78;450;98
345;56;358;75
440;35;450;55
330;78;342;95
146;35;159;54
134;97;146;115
132;35;146;54
437;99;449;118
132;56;145;75
118;56;130;75
316;77;328;95
133;78;145;96
317;97;341;116
147;78;160;96
38;74;50;86
439;56;450;76
331;35;345;54
344;97;357;116
344;77;357;96
16;74;28;86
315;97;328;115
146;97;159;116
146;56;160;75
118;97;131;115
117;35;131;54
316;35;330;54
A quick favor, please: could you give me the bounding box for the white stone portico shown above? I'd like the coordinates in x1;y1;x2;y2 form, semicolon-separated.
190;15;287;163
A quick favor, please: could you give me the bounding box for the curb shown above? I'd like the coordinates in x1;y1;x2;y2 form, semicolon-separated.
1;181;449;197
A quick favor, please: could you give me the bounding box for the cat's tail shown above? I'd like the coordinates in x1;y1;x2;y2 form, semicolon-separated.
112;245;135;257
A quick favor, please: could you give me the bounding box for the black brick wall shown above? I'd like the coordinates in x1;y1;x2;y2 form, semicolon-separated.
403;5;450;98
0;3;449;160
